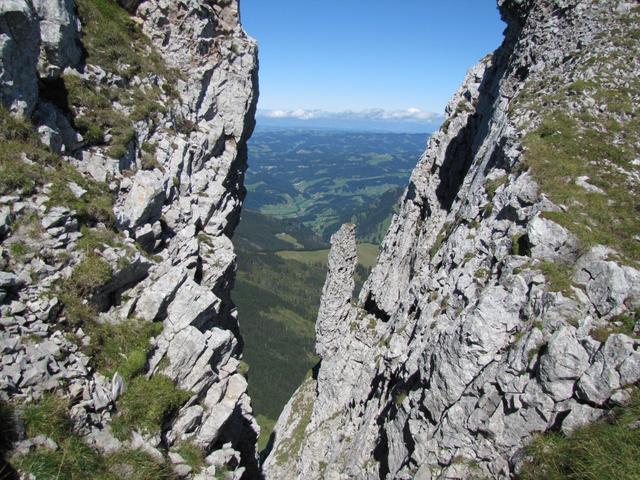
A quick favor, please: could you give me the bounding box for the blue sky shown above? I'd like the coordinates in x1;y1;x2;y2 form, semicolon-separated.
240;1;505;131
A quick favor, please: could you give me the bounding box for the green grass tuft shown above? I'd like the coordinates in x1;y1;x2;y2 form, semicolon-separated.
590;309;639;343
23;394;72;443
85;318;163;380
538;261;574;296
0;107;115;225
485;175;507;200
15;399;175;480
175;441;205;474
76;0;181;84
104;449;175;480
523;112;639;266
57;255;113;327
273;377;314;465
111;375;191;440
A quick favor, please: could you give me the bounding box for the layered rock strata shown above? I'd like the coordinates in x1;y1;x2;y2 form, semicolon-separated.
265;1;640;478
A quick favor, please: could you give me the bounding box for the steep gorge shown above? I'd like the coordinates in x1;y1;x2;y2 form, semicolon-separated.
264;1;640;478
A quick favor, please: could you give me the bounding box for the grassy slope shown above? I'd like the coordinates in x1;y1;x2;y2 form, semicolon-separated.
235;249;325;451
234;209;327;252
276;243;380;269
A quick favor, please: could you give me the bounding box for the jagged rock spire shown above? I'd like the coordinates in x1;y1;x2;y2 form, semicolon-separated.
316;223;357;359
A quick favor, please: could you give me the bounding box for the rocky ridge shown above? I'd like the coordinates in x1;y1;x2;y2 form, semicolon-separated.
0;0;258;478
264;1;640;479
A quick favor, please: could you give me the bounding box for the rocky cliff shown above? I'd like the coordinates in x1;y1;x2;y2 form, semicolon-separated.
264;1;640;478
0;0;258;478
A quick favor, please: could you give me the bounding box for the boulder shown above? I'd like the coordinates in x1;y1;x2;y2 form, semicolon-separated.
539;327;589;401
0;271;20;290
41;206;71;230
576;334;640;406
172;404;204;438
116;170;166;229
111;372;126;400
526;216;579;262
561;402;604;435
574;246;640;316
165;278;221;334
136;266;189;322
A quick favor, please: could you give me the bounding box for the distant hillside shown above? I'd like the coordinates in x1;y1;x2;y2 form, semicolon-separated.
234;209;327;251
245;128;426;239
350;185;403;244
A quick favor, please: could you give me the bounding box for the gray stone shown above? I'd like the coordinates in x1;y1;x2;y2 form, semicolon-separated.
134;223;156;250
67;182;87;199
574;246;640;316
577;334;640;406
111;372;126;400
32;0;82;76
0;206;12;238
561;402;604;435
173;463;192;478
0;272;19;289
165;278;221;334
527;216;579;262
539;327;589;401
575;176;604;194
315;223;357;359
20;361;48;387
172;404;204;438
131;431;164;462
77;151;121;183
135;266;188;322
0;0;39;115
196;374;247;447
91;378;112;411
10;301;26;315
264;3;640;478
86;426;122;454
0;0;260;474
116;170;165;229
41;206;71;230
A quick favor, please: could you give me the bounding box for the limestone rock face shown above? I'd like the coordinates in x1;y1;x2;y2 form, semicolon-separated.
0;0;39;115
0;0;258;477
316;223;357;359
32;0;82;76
265;1;640;479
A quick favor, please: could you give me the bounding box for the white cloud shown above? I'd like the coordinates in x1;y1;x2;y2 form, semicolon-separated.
266;109;319;119
258;107;441;122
